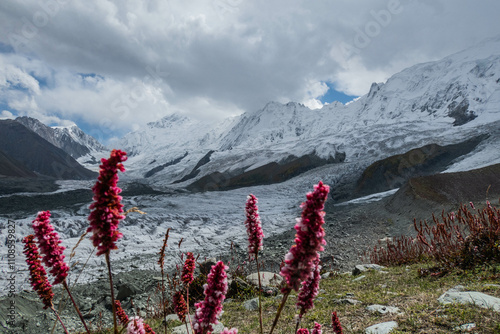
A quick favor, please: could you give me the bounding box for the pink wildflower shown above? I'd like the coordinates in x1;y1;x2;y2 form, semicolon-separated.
173;291;188;323
296;254;321;318
280;181;329;292
127;317;146;334
23;235;54;309
245;194;264;256
87;149;127;256
331;311;343;334
181;252;196;285
32;210;69;285
114;300;129;326
312;322;322;334
296;329;310;334
193;261;228;334
220;328;238;334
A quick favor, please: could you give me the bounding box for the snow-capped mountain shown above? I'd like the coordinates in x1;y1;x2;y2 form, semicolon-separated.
119;36;500;189
15;116;106;159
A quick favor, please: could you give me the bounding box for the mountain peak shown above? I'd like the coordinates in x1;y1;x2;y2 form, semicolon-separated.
15;116;106;158
147;113;191;129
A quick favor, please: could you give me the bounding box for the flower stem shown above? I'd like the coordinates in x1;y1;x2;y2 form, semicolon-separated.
63;280;91;334
161;268;167;334
50;306;69;334
186;285;194;333
268;290;290;334
294;317;301;334
105;251;119;334
256;253;263;334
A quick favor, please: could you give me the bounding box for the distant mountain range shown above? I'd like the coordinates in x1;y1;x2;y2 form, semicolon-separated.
2;37;500;190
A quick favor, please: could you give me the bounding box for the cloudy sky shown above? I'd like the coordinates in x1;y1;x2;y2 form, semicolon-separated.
0;0;499;143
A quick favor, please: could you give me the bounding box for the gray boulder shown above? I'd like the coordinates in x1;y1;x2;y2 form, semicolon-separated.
243;298;260;311
353;264;386;276
366;304;401;315
438;285;500;312
246;272;283;287
365;321;398;334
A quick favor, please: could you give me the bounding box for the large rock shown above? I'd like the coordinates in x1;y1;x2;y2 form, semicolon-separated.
438;285;500;311
365;321;398;334
246;272;283;287
116;282;141;301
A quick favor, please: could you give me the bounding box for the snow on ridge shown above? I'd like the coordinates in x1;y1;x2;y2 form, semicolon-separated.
117;37;500;187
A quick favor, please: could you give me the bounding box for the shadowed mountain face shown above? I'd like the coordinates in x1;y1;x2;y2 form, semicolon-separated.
0;120;97;180
0;149;36;178
395;163;500;206
186;152;346;192
355;135;486;197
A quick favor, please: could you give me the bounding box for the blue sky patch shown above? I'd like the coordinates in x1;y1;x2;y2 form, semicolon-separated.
320;82;358;104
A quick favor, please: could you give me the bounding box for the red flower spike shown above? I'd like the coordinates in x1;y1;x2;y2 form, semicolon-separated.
143;323;155;334
296;329;310;334
32;210;69;285
245;194;264;256
297;254;321;318
23;235;54;309
331;311;343;334
87;149;127;256
280;181;329;292
114;300;129;326
173;291;188;323
181;252;196;285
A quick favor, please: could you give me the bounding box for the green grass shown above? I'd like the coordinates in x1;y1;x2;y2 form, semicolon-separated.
219;262;500;333
80;262;500;333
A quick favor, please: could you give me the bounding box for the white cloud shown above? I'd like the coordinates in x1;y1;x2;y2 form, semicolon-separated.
0;110;14;119
0;57;40;95
0;0;499;138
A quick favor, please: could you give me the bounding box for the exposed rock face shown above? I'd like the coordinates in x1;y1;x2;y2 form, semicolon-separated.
447;99;477;126
186;152;345;192
15;116;105;158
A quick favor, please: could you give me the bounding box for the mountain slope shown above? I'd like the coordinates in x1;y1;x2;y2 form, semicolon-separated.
0;120;97;179
0;149;36;178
